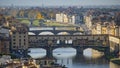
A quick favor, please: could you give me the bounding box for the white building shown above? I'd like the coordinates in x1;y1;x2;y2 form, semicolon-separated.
63;14;68;23
56;13;64;22
84;15;92;30
56;13;84;24
71;16;75;24
96;23;102;34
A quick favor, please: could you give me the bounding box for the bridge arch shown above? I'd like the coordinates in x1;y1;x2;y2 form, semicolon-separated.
83;48;104;58
28;32;36;35
57;32;70;35
39;31;54;35
82;46;107;53
28;48;46;58
53;47;77;57
53;47;76;51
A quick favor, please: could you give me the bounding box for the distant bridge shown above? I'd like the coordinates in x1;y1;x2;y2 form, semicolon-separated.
29;26;83;35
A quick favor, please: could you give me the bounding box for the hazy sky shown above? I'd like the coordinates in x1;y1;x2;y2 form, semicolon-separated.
0;0;120;6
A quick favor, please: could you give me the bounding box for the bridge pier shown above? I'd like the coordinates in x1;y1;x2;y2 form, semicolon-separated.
45;46;85;57
29;19;34;26
113;44;120;57
75;46;83;55
45;46;53;57
104;47;111;56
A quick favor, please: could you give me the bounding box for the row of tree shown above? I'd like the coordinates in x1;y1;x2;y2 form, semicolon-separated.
0;8;55;20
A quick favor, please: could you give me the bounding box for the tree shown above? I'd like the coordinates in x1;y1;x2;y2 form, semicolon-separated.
36;12;44;20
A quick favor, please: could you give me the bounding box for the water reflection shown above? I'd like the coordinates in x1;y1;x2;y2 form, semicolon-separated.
52;48;108;68
53;48;76;59
53;48;76;67
73;55;109;68
83;48;92;58
83;48;104;58
28;48;120;68
28;48;46;58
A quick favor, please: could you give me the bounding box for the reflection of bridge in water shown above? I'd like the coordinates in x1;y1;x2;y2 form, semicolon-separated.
29;34;120;57
73;54;108;65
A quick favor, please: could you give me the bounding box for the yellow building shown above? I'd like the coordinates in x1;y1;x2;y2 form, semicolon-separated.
91;28;96;34
3;59;39;68
109;27;115;36
106;24;115;36
10;23;28;50
102;26;107;34
115;26;120;37
92;22;116;36
84;15;92;30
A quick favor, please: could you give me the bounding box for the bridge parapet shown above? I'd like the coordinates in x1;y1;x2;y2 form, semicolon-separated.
109;35;120;44
29;34;110;47
108;35;120;53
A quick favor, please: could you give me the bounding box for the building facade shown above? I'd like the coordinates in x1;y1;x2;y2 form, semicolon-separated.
0;35;10;54
115;26;120;37
56;13;65;23
0;26;10;54
84;15;92;30
10;23;28;50
91;22;116;36
56;13;84;24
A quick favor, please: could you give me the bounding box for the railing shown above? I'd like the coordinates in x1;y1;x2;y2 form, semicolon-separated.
109;35;120;44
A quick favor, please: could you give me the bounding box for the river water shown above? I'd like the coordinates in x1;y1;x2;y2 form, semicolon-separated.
28;48;120;68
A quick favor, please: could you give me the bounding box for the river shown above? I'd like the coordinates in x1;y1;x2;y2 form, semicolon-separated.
28;48;120;68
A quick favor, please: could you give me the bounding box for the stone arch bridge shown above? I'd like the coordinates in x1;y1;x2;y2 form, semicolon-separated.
29;34;120;57
29;26;83;35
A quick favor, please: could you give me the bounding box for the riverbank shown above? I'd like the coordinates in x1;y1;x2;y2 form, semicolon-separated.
105;53;115;60
105;52;120;65
111;58;120;65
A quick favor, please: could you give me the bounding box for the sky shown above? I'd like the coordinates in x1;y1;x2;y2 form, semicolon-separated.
0;0;120;6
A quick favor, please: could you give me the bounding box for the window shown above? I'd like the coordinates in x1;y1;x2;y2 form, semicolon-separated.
19;36;21;38
13;46;16;48
24;43;26;45
13;42;16;44
19;43;21;45
13;39;15;41
13;36;15;38
19;39;21;41
19;46;21;48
